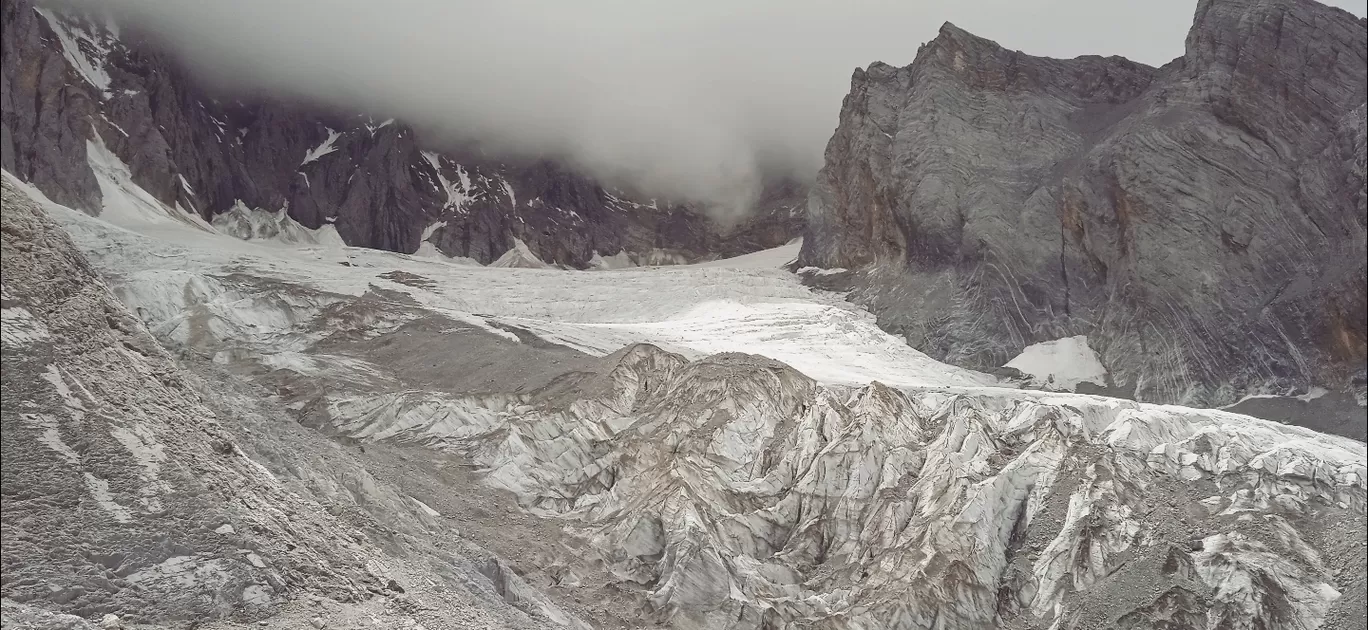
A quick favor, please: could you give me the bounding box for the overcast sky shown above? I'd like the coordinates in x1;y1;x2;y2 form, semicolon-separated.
71;0;1368;212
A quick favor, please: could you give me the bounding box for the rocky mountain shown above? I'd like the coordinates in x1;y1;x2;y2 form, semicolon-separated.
5;175;1364;630
0;0;805;267
799;0;1367;407
3;0;1367;628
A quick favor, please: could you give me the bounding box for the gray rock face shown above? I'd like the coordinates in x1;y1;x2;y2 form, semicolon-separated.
419;155;805;266
0;0;101;212
800;0;1367;406
0;0;804;265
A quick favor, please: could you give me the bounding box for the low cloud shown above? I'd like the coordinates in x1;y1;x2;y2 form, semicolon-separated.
65;0;1367;215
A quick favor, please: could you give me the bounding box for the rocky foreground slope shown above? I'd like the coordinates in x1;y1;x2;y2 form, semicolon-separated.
0;181;599;629
0;0;804;267
799;0;1367;407
5;178;1365;629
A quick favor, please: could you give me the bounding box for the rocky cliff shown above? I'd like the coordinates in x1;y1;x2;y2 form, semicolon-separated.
0;0;804;267
800;0;1367;406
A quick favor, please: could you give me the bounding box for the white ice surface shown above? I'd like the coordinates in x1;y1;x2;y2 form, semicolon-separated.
1004;335;1108;390
26;176;993;389
685;238;801;269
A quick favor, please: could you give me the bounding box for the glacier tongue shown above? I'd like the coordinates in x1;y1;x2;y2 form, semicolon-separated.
8;176;1366;629
383;346;1362;629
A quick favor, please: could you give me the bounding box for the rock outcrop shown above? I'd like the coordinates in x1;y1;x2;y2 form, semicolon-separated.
800;0;1367;406
0;0;102;211
0;0;804;266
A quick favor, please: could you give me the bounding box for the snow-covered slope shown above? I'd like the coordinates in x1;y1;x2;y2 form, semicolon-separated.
4;175;1366;630
488;238;555;269
684;237;801;269
11;172;988;391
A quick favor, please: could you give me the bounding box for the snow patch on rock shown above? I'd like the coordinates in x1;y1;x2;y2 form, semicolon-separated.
300;128;341;166
1005;335;1109;390
420;152;478;212
34;7;112;92
87;136;212;229
1;302;50;348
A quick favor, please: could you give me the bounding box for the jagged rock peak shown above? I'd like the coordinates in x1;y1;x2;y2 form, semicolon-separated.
858;22;1004;79
926;21;1006;53
1187;0;1368;63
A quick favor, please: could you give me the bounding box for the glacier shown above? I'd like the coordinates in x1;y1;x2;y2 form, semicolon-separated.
2;173;1365;629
